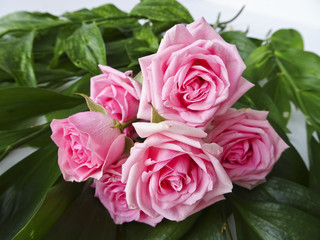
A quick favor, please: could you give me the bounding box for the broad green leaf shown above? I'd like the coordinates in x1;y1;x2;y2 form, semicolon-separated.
0;87;82;130
92;4;128;18
122;212;200;240
183;202;232;240
76;93;108;116
230;196;320;240
244;45;276;81
133;24;159;50
307;124;320;194
275;49;320;132
221;31;257;59
0;144;60;240
62;9;100;22
13;181;83;240
131;0;193;23
44;187;116;240
106;38;131;69
268;120;308;186
234;177;320;218
270;29;304;51
0;124;49;161
63;22;106;74
0;31;36;87
239;84;288;132
0;11;66;36
263;76;291;125
63;74;92;96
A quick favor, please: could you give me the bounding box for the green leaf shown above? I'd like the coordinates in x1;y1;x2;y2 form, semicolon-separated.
122;212;200;240
183;202;232;240
0;87;82;130
263;76;291;125
307;124;320;194
0;11;66;36
270;29;304;51
230;196;320;240
76;93;108;116
268;120;308;186
62;9;99;22
0;124;49;161
63;22;106;74
13;181;83;240
239;84;288;132
244;45;276;81
131;0;193;23
0;31;36;87
221;31;257;59
234;177;320;219
43;187;117;240
275;49;320;132
133;24;159;50
0;144;60;240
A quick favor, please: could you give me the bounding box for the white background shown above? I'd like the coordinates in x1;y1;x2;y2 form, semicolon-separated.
0;0;319;171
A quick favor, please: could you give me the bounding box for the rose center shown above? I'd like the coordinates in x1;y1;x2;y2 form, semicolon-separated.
224;140;253;164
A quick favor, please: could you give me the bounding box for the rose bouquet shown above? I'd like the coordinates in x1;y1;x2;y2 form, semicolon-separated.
1;1;320;240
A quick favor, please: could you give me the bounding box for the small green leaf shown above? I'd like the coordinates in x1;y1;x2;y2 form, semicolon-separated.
76;93;108;116
13;181;83;240
0;31;36;87
0;124;49;161
221;31;257;59
0;87;82;130
43;187;117;240
0;11;66;36
150;104;167;123
63;22;106;74
270;29;304;51
244;45;276;81
0;144;60;240
131;0;193;23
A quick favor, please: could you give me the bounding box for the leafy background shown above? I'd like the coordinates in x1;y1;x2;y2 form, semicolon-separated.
0;0;320;239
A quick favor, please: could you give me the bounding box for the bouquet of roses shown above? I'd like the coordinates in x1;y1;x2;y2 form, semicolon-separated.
1;0;320;239
51;18;288;226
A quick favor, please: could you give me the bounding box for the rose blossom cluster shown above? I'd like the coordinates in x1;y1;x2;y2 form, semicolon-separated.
51;18;288;226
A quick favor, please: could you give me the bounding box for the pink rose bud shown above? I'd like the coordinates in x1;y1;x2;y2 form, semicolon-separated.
122;121;232;222
94;157;163;226
205;108;289;189
90;65;141;123
137;18;254;128
50;111;125;182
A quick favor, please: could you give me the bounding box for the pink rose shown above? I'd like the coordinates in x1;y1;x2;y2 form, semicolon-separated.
94;157;163;226
137;18;253;128
122;121;232;222
205;108;289;189
50;111;125;182
91;65;141;123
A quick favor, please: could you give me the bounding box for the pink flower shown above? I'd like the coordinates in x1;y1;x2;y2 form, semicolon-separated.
137;18;253;128
50;111;125;182
122;121;232;222
91;65;141;123
205;108;289;189
94;157;163;226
